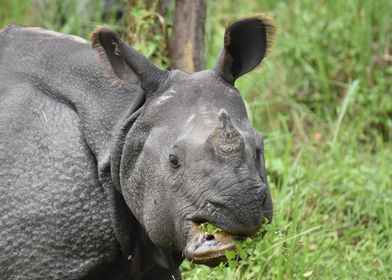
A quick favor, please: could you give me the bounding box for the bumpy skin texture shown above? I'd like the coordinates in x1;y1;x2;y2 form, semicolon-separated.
0;17;274;280
0;26;180;279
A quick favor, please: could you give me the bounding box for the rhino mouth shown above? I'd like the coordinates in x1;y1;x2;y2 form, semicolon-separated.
184;220;236;266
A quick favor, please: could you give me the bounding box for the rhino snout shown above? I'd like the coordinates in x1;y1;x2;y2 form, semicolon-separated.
203;185;269;236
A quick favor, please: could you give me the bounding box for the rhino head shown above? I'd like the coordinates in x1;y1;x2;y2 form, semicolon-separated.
92;17;275;267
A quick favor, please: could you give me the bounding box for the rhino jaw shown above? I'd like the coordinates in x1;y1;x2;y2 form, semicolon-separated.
184;221;236;266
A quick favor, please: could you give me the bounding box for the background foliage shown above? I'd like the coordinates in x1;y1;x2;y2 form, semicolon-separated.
1;0;391;279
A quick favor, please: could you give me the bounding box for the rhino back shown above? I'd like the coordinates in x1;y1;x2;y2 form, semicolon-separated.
0;79;119;280
0;26;135;279
0;25;139;161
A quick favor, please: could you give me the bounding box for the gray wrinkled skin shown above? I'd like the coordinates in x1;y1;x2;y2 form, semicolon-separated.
0;18;274;280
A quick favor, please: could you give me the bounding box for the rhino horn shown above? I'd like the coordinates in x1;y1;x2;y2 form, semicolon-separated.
206;109;244;156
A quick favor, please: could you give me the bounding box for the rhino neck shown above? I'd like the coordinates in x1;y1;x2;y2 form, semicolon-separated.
100;175;182;279
108;95;145;193
130;221;183;278
62;72;145;173
50;46;146;179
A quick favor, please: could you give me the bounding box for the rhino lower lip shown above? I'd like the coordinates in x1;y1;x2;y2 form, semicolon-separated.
184;221;236;266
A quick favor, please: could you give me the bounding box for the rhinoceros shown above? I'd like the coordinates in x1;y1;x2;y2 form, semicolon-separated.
0;17;275;279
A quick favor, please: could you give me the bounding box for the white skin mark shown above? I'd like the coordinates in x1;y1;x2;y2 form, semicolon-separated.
199;105;215;126
185;114;196;126
42;111;48;123
156;95;173;105
182;106;216;136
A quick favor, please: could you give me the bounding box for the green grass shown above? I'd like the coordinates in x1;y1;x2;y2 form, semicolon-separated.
1;0;391;279
180;1;391;279
0;0;121;38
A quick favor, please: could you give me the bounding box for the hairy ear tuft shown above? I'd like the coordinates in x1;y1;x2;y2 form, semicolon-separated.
90;25;119;49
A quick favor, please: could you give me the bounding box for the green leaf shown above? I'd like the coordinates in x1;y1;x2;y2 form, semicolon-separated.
199;222;223;235
225;250;236;261
228;260;237;270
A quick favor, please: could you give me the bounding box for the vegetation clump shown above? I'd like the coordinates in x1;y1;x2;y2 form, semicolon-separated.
200;222;224;235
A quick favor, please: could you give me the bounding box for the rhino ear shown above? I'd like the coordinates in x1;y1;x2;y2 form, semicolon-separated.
214;17;275;85
91;26;169;93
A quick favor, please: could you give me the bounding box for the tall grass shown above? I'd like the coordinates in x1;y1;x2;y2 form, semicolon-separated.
1;0;391;279
181;1;391;279
0;0;121;37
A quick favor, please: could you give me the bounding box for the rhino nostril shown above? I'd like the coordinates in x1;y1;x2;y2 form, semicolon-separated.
205;233;215;241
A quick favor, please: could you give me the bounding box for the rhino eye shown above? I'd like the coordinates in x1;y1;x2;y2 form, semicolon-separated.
169;154;180;169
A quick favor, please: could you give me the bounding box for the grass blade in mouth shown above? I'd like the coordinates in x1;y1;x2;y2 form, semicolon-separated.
199;222;225;235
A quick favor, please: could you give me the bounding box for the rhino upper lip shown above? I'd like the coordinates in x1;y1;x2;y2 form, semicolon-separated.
183;220;236;266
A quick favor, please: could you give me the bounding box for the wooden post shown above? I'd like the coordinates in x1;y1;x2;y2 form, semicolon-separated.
169;0;206;72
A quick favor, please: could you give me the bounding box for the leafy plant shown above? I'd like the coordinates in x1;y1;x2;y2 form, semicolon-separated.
123;0;172;67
